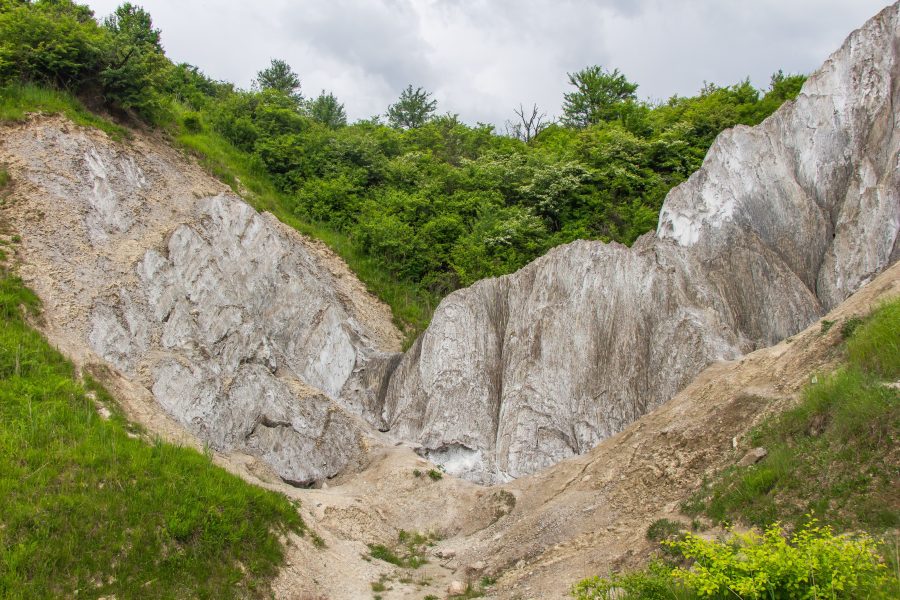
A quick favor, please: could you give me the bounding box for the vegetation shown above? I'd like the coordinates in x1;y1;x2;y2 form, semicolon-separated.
0;270;305;598
366;530;439;569
573;523;896;599
0;0;806;337
0;82;126;138
683;303;899;533
575;299;900;598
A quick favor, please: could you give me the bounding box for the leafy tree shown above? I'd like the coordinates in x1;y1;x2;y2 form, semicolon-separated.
308;90;347;128
767;70;804;100
100;2;168;116
102;2;161;50
0;0;106;88
387;84;437;129
254;58;301;100
562;65;638;128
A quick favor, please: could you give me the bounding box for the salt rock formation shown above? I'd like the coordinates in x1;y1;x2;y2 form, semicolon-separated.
1;122;401;486
379;2;900;483
3;3;897;489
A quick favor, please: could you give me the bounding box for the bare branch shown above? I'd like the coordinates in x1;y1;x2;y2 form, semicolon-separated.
510;103;548;143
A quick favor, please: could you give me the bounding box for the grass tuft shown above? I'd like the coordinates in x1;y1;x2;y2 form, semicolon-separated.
847;300;900;378
366;530;440;569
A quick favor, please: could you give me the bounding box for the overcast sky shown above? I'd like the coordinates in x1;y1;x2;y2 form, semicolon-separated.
85;0;890;127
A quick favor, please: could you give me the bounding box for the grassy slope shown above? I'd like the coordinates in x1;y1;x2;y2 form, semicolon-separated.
574;299;900;599
682;301;899;534
0;265;306;598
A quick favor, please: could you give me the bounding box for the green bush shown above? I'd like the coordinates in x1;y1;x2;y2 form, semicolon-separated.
646;518;684;542
574;522;896;599
182;112;202;133
670;521;894;599
0;0;107;89
572;560;691;600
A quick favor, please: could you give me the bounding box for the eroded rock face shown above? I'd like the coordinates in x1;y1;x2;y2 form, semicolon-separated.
380;2;900;483
1;122;401;486
3;3;897;488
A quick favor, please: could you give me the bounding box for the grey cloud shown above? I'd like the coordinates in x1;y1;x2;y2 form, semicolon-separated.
279;0;436;94
85;0;892;126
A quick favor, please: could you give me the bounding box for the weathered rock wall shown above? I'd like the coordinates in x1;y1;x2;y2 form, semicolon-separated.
0;120;402;486
380;2;900;482
2;3;897;488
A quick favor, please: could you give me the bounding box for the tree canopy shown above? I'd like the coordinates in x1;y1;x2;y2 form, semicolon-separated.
309;90;347;128
562;65;639;128
387;85;438;129
254;58;301;100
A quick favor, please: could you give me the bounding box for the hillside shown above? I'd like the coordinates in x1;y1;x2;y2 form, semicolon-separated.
0;1;898;599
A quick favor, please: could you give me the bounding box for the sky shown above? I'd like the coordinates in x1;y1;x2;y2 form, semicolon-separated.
84;0;891;127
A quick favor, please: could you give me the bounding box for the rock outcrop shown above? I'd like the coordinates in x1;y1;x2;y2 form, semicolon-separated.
1;121;402;486
2;3;897;488
378;2;900;482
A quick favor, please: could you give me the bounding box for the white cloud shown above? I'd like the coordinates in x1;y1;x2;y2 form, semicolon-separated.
85;0;891;126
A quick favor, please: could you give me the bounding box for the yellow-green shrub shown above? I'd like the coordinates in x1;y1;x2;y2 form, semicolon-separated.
670;521;893;599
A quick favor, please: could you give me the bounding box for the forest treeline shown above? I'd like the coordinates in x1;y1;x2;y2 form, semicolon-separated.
0;0;805;321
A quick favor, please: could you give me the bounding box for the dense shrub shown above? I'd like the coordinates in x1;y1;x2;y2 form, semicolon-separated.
573;522;896;599
671;522;893;599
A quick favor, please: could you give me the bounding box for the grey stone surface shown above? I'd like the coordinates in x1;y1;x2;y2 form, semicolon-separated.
378;2;900;483
3;3;897;488
2;123;400;487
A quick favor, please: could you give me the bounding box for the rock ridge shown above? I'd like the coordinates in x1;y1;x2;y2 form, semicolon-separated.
377;2;900;482
1;3;897;487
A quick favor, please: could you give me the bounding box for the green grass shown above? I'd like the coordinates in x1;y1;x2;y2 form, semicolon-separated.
0;168;9;190
683;302;900;534
0;83;127;140
0;271;305;598
163;102;435;342
366;530;439;569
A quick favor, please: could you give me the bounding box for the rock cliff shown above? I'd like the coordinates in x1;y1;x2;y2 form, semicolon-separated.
378;2;900;482
1;121;402;486
2;3;897;488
